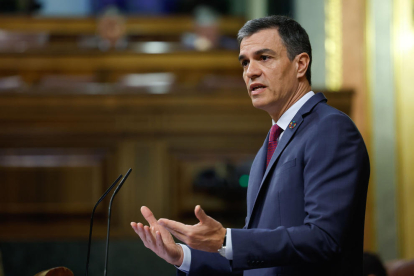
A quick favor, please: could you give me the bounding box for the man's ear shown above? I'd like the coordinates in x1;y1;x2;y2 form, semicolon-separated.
295;52;310;79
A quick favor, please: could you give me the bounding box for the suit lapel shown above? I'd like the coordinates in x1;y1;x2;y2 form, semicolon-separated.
246;93;327;227
246;132;269;213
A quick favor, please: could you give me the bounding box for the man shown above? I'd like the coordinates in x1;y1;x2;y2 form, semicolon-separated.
131;15;370;275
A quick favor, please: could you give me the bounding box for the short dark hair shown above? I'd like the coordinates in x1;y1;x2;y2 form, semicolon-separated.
238;15;312;85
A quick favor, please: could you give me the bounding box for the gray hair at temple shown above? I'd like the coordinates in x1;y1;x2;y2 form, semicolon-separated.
237;15;312;85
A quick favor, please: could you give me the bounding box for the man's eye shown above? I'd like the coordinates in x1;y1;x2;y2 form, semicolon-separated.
261;55;269;61
241;60;249;67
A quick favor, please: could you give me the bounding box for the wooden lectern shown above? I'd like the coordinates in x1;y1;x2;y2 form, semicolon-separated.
34;267;74;276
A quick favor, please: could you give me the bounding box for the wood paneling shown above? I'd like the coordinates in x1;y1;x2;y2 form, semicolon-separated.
0;16;245;36
0;50;241;85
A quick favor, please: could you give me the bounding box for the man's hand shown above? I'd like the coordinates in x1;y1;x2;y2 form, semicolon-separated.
131;206;184;266
158;205;226;253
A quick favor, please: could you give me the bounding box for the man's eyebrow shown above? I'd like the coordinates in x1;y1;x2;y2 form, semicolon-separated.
255;48;276;56
238;48;276;62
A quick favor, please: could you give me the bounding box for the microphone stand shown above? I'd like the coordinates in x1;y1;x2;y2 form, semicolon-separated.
104;168;132;276
85;174;123;276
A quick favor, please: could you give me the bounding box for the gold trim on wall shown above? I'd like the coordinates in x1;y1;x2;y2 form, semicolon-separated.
362;0;377;252
394;0;414;259
325;0;343;91
393;0;404;258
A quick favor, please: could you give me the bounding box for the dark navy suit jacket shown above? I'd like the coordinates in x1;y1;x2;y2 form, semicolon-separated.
177;93;370;276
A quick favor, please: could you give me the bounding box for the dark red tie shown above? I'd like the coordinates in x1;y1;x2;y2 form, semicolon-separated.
266;124;283;167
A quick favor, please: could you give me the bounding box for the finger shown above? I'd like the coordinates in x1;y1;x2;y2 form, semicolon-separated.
152;221;176;244
131;222;143;235
194;205;208;224
144;225;156;247
158;218;188;235
141;206;158;226
163;226;188;243
135;223;151;248
130;222;139;233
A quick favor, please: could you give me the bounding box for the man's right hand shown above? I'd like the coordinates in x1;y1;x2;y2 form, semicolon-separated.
131;206;184;267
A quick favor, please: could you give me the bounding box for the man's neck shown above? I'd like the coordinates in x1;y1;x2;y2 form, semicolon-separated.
270;83;312;122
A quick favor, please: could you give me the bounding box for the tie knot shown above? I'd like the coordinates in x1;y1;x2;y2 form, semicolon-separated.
269;124;283;142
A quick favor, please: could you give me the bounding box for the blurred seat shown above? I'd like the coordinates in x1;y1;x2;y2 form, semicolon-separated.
34;267;73;276
0;30;48;52
39;74;96;89
0;76;24;91
387;259;414;276
118;72;175;94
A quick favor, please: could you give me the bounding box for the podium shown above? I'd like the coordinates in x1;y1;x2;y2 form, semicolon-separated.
34;267;74;276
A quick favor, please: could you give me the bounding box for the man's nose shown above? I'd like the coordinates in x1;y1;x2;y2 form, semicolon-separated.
245;60;262;79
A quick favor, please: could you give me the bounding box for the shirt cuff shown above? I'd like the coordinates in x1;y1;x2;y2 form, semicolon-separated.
176;243;191;273
226;228;233;260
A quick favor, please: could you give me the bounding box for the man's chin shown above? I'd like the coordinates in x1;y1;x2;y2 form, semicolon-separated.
251;99;268;110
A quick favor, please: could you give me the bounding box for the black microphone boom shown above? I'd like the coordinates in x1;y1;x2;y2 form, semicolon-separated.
104;168;132;276
85;174;123;276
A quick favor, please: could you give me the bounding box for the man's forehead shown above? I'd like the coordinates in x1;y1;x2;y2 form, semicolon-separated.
240;28;279;44
239;28;282;55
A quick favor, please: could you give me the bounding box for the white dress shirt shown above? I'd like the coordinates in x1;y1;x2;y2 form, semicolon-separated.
177;91;315;272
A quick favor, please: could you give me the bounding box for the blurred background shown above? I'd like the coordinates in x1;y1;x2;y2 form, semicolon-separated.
0;0;412;275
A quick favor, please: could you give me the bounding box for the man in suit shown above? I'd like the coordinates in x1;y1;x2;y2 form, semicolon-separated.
131;15;370;275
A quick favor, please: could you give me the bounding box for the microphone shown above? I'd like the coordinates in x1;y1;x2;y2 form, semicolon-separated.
104;168;132;276
85;174;123;276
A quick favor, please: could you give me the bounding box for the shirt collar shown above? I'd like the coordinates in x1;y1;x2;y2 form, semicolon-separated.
272;91;315;130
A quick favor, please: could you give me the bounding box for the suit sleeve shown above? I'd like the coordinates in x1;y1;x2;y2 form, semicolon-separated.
230;113;370;271
176;247;243;276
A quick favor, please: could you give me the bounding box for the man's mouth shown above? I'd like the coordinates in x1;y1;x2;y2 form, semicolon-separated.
252;85;266;91
250;84;267;95
250;83;267;94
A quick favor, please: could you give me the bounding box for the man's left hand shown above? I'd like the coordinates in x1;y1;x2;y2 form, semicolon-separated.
158;205;226;253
